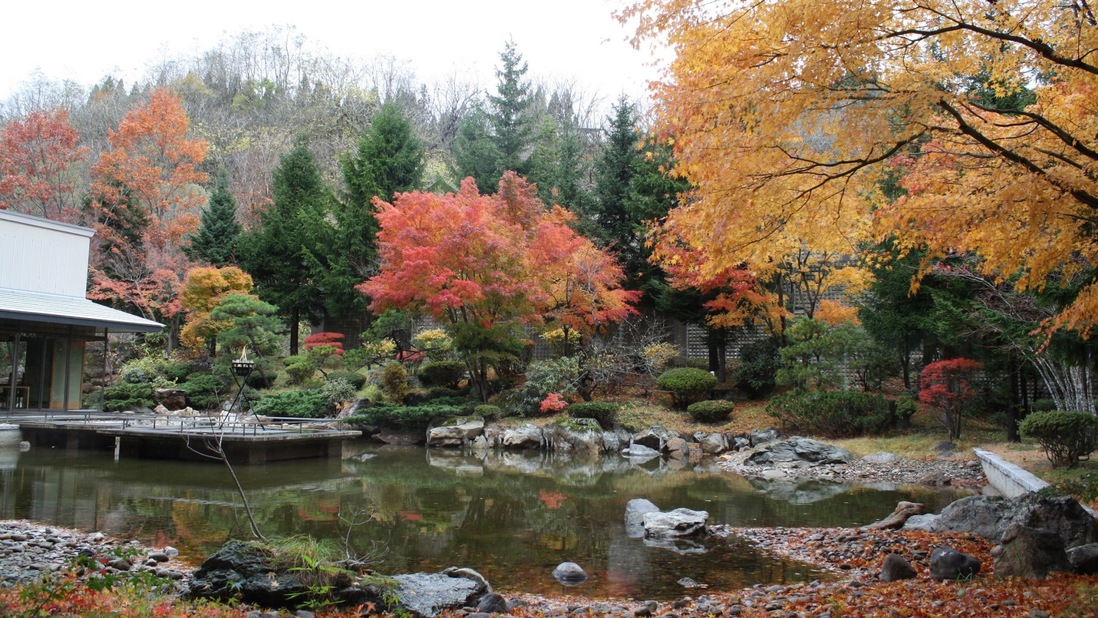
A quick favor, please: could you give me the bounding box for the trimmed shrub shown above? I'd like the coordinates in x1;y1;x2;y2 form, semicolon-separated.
102;382;155;411
656;367;717;409
474;404;502;420
379;362;409;404
687;400;735;423
326;370;366;390
417;360;467;388
346;404;465;430
252;389;331;418
181;373;224;410
321;378;358;408
566;401;619;429
736;338;781;398
283;355;316;385
1019;410;1098;468
767;390;894;438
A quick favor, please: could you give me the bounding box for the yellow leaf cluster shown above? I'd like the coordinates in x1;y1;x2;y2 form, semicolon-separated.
629;0;1098;336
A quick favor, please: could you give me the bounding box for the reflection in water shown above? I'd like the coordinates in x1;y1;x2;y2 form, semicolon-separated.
0;441;971;600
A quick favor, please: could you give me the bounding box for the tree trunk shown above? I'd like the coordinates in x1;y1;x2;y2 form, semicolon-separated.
289;307;300;355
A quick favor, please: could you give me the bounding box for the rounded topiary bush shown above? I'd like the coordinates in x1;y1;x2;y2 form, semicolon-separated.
687;399;735;423
326;370;366;390
1019;410;1098;468
417;360;467;388
656;367;717;409
566;401;619;429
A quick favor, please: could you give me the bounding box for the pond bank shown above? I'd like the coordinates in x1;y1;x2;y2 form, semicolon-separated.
3;517;1093;617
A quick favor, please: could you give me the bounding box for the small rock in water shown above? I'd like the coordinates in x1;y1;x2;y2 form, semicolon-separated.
552;561;588;586
677;577;707;589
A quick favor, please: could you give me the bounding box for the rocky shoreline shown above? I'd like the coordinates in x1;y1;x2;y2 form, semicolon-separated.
0;519;193;589
4;450;1094;617
716;447;988;487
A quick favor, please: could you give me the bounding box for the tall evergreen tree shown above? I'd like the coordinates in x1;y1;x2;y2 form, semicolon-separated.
593;97;642;249
327;103;426;318
451;102;502;191
528;100;595;214
488;41;534;181
238;136;329;354
185;170;241;267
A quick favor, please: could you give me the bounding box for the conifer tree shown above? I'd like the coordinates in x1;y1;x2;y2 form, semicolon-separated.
185;170;241;267
238;136;329;354
488;41;534;180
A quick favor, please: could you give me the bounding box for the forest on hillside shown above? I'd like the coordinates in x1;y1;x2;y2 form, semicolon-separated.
3;0;1098;449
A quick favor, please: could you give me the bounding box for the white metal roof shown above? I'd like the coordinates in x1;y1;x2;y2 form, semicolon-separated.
0;287;163;333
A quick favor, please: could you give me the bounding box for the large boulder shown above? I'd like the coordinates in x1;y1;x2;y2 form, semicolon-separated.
633;425;680;452
905;493;1098;548
426;416;484;448
391;567;492;617
154;388;188;411
625;499;661;538
745;437;853;467
185;540;385;610
643;508;709;538
992;523;1072;579
694;431;728;455
500;424;544;449
545;418;606;454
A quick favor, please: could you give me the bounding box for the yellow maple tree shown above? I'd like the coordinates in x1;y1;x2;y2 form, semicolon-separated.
622;0;1098;336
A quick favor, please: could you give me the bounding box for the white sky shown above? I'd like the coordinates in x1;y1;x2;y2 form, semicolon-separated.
1;0;665;107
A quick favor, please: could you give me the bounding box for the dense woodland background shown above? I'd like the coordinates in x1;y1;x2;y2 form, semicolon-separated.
2;12;1097;450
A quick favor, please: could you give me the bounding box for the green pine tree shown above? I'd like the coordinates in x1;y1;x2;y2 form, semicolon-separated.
328;103;426;318
185;170;241;266
488;41;534;181
451;102;501;191
238;136;330;354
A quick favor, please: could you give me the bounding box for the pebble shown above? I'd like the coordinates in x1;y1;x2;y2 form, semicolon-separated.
0;519;191;590
718;452;987;486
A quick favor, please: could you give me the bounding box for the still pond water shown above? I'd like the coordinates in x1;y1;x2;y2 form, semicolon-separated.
0;441;970;600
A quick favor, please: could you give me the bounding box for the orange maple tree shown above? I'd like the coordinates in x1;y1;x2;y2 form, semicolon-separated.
0;108;87;223
85;87;209;335
359;173;639;399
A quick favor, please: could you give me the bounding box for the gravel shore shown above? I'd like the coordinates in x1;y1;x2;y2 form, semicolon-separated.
4;454;1092;617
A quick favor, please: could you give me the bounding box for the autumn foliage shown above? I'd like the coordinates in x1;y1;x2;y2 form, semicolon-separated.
86;87;209;325
919;358;983;441
623;0;1098;338
303;332;346;355
0;108;87;223
179;266;254;355
360;173;639;398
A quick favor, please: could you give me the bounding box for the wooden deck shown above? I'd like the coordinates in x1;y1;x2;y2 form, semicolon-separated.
6;412;361;464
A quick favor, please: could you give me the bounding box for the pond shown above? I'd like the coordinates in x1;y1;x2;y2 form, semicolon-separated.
0;440;971;600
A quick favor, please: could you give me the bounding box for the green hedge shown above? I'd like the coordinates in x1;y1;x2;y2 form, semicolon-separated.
1020;410;1098;468
251;389;331;418
102;382;155;411
687;400;735;423
566;401;619;429
656;367;717;409
766;390;894;438
346;404;466;430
